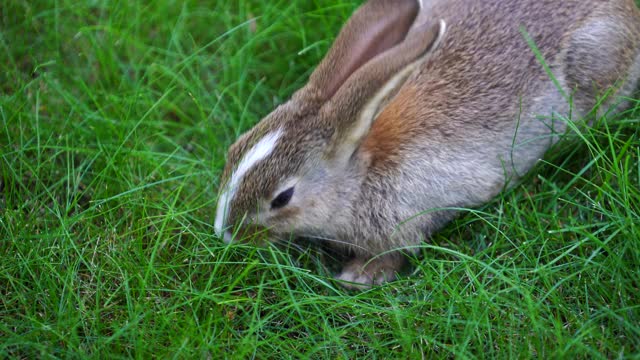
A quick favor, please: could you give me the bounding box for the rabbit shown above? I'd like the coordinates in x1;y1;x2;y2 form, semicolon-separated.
215;0;640;289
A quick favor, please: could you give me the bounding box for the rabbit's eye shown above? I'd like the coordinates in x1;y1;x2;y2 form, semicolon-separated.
271;187;294;209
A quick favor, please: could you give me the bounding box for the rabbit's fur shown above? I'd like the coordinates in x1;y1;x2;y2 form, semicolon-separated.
216;0;640;289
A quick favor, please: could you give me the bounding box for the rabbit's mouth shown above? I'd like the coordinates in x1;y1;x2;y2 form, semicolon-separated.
221;222;274;247
222;231;233;244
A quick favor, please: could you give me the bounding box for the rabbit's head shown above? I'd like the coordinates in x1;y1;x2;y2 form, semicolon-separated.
215;0;444;244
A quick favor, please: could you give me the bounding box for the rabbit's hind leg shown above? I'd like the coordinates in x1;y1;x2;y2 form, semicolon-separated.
564;7;640;115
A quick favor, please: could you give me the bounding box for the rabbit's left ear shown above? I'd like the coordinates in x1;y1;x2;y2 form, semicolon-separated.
324;19;445;166
303;0;421;103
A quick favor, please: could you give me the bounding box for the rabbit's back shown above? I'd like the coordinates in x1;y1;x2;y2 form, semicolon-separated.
356;0;640;253
364;0;640;171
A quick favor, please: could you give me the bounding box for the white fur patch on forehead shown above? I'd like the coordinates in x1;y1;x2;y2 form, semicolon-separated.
214;128;284;237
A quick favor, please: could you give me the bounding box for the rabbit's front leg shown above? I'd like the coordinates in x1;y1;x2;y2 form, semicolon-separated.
335;254;404;289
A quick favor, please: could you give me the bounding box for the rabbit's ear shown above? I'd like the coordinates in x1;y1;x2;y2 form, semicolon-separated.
324;20;444;166
304;0;420;103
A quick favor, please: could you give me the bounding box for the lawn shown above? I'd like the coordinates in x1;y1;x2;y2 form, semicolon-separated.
1;0;639;358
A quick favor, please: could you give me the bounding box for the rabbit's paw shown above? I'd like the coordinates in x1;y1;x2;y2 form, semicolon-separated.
335;255;402;290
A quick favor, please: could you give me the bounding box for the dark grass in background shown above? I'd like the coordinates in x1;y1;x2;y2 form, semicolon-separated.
1;0;639;358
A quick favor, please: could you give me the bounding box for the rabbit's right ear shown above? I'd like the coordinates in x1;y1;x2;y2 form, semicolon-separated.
302;0;421;103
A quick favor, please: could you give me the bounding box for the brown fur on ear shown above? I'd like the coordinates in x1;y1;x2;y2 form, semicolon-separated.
326;21;442;125
305;0;420;103
323;20;443;165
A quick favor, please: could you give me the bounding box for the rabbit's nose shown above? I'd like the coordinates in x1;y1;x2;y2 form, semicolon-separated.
223;231;233;244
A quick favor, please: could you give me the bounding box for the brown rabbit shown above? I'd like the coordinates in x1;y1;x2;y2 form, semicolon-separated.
215;0;640;289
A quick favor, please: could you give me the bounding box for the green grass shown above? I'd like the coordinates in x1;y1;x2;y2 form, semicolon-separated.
1;0;640;358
